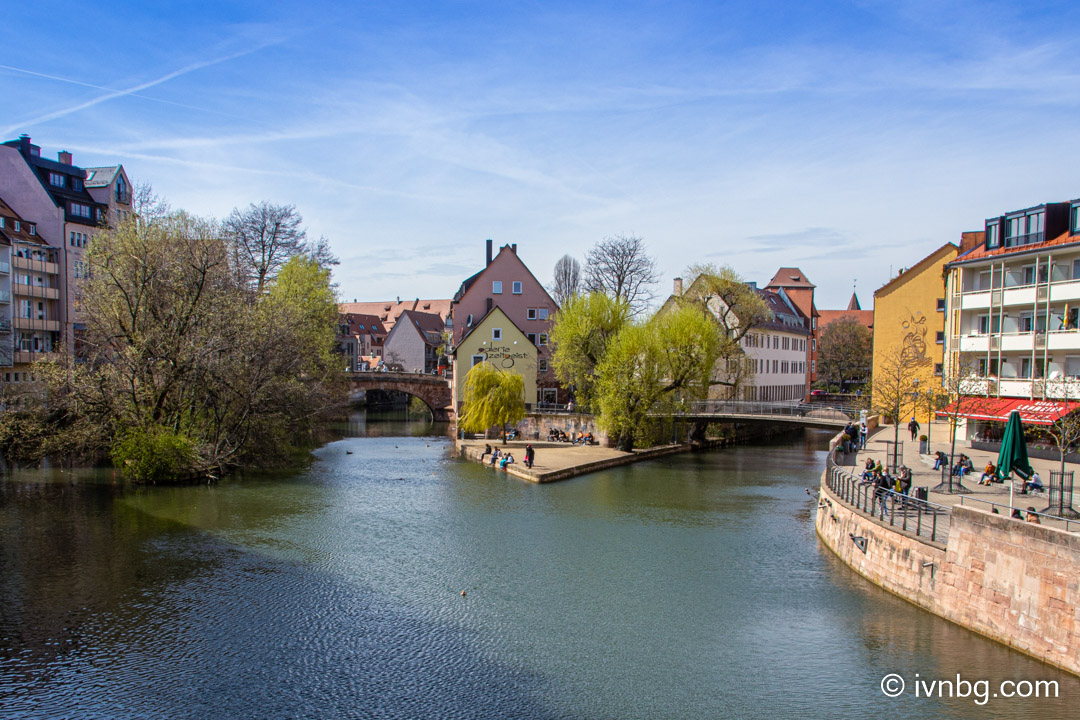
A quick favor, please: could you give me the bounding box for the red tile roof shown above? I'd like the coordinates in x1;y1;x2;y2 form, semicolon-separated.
951;230;1080;265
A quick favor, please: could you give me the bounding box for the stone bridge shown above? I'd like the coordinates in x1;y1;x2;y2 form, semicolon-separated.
347;372;454;421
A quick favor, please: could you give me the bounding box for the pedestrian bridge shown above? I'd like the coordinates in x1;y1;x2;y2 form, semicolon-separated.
666;400;856;429
347;371;453;421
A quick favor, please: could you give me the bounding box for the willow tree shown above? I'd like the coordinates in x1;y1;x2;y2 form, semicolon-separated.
550;292;631;410
458;363;526;443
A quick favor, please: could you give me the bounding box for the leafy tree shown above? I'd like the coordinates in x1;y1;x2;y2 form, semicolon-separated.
549;254;581;307
584;235;659;316
673;263;770;398
817;316;871;392
595;322;663;451
458;363;526;443
36;197;343;481
550;292;631;409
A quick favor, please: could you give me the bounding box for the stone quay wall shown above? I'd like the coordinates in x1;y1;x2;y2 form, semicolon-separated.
816;438;1080;676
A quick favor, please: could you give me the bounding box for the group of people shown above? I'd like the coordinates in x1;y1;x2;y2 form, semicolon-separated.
547;428;594;445
480;443;536;469
859;459;914;511
840;420;868;453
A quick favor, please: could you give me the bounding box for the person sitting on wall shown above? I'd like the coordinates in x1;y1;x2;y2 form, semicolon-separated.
585;432;595;445
480;444;493;461
860;458;876;484
489;448;500;467
978;462;996;485
1011;508;1024;519
1024;472;1044;494
933;451;948;470
1026;506;1041;524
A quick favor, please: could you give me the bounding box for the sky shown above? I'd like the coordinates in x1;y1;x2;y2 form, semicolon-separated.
3;0;1080;310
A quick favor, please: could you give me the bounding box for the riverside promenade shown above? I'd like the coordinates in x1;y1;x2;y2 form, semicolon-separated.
840;420;1080;531
455;439;689;483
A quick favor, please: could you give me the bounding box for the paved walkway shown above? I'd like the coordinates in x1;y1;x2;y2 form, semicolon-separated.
456;439;687;483
839;420;1080;533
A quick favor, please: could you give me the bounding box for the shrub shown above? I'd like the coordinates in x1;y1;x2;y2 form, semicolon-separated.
110;426;197;483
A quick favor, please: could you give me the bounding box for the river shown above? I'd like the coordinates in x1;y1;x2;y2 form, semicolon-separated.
1;415;1076;719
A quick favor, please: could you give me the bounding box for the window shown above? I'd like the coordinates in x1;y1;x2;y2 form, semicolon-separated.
466;314;474;327
71;177;83;191
811;339;816;351
492;281;503;294
538;308;549;320
0;217;4;228
986;220;1000;248
13;221;20;232
1019;314;1034;333
1022;265;1036;285
936;298;945;311
934;363;943;376
539;359;548;372
1066;356;1080;378
935;331;944;344
49;172;65;187
471;355;484;367
70;203;92;219
492;328;502;341
1072;205;1080;235
1020;357;1032;378
527;333;537;344
538;333;548;346
512;281;522;294
28;224;34;236
527;308;537;320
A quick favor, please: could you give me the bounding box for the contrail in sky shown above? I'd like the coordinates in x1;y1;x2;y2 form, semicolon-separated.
0;45;266;135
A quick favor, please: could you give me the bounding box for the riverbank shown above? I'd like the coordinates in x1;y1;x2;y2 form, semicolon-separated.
816;424;1080;677
455;439;697;482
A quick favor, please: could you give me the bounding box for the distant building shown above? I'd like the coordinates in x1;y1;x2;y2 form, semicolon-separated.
335;313;388;370
0;197;60;385
338;298;451;334
815;292;874;391
450;240;560;407
382;309;445;373
450;306;537;411
666;275;811;402
943;199;1080;438
873;241;963;424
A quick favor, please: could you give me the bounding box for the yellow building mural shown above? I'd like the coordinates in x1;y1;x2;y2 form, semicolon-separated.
872;243;959;424
451;306;537;410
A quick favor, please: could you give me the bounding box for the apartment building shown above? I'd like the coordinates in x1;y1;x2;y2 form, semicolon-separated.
0;199;60;384
0;136;131;357
383;310;444;373
943;200;1080;438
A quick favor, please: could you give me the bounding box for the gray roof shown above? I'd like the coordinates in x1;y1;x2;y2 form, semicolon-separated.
83;166;120;188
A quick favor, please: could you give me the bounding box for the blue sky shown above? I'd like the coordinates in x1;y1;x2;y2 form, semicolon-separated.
3;0;1080;309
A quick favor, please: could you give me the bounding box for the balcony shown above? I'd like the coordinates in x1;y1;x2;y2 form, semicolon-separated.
11;255;60;275
13;349;54;364
12;317;61;332
12;284;60;300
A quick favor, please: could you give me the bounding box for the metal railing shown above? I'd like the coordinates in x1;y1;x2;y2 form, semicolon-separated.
825;454;951;544
956;495;1080;533
681;399;859;419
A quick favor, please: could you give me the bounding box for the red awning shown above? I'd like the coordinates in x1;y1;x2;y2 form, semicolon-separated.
935;397;1080;425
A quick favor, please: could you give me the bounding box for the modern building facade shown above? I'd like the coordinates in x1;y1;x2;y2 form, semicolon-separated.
450;240;560;406
943;200;1080;437
0;198;60;384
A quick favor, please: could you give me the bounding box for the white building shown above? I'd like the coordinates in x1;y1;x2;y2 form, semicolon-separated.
944;198;1080;439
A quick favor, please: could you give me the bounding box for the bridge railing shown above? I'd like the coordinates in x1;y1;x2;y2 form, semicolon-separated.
677;399;858;419
824;453;951;545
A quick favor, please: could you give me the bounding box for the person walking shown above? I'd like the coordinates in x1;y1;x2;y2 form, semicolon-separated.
524;444;535;469
908;416;920;441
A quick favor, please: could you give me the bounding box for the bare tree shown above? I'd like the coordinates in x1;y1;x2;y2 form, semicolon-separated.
939;355;997;467
224;201;309;293
306;234;340;270
817;316;872;392
549;254;580;307
583;235;659;316
872;345;921;470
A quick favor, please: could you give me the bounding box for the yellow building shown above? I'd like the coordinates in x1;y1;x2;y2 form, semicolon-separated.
872;242;959;424
451;306;537;411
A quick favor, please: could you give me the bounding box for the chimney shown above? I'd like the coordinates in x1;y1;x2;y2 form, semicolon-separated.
18;134;31;158
58;150;72;165
486;239;493;266
673;277;683;296
511;243;517;254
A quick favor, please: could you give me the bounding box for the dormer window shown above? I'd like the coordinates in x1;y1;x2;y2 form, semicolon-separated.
1004;210;1044;247
13;220;20;232
986;220;1001;249
1071;204;1080;236
49;172;66;188
28;224;35;236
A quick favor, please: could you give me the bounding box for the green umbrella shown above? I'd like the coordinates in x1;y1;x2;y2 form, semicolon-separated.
997;411;1033;510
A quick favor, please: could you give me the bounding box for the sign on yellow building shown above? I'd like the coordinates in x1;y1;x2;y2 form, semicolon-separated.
450;306;537;410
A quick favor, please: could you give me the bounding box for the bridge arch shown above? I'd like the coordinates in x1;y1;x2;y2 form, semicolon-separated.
347;372;454;422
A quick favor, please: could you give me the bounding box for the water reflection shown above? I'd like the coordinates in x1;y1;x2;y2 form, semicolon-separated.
0;424;1076;719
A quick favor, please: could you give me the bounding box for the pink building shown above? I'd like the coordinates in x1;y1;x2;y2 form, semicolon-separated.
450;240;561;405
